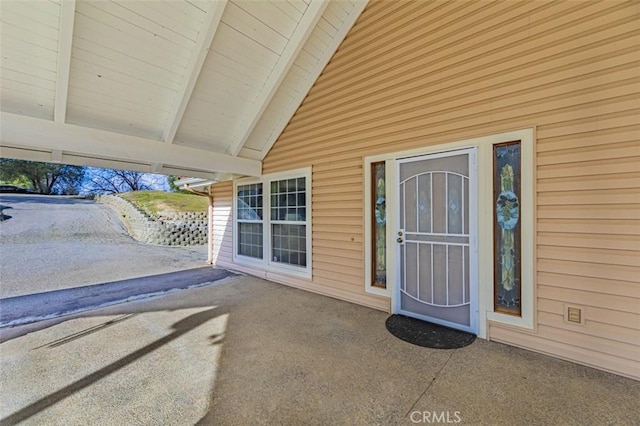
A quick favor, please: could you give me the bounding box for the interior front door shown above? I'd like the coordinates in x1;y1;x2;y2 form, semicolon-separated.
396;148;477;334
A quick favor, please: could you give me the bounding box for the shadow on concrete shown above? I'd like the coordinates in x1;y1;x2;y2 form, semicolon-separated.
193;278;640;425
1;307;225;426
0;204;12;221
32;314;136;349
2;276;638;425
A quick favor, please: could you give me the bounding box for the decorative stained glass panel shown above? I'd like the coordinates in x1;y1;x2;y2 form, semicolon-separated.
372;162;386;287
493;141;521;315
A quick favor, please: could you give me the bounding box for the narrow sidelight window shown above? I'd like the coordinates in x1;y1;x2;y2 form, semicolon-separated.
372;161;387;288
493;141;522;316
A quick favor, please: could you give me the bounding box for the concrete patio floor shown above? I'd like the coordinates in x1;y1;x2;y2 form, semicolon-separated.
1;275;638;425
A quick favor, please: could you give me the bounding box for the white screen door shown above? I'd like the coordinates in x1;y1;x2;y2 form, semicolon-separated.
395;148;478;334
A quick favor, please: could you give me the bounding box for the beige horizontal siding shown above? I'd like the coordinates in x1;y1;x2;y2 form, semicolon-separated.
537;233;639;251
255;0;640;378
538;298;638;330
538;204;640;220
489;325;639;380
211;181;233;265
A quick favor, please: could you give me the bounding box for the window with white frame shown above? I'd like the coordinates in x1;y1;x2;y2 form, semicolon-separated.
270;177;307;267
234;169;311;276
236;183;263;259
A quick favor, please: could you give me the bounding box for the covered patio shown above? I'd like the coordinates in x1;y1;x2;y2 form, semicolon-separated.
1;275;638;425
1;0;362;179
2;0;638;413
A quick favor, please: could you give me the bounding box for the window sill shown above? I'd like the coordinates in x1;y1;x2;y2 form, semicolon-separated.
365;284;391;298
486;311;534;330
233;257;312;280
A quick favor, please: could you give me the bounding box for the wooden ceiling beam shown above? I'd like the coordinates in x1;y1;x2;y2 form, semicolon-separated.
54;0;76;123
162;0;228;144
1;113;262;177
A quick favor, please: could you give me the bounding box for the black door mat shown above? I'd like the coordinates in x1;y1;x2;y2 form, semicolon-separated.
385;314;476;349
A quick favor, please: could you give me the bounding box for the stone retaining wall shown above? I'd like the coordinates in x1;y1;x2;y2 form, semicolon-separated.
97;194;208;246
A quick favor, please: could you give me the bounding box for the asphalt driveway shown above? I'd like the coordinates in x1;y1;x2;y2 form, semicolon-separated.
0;194;208;299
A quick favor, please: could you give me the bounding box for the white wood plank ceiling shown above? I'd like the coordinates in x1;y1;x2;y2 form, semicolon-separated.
0;0;368;179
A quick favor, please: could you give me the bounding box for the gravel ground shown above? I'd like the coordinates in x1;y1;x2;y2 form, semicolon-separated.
0;194;208;299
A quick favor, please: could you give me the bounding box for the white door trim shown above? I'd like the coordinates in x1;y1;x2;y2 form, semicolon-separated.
365;127;535;340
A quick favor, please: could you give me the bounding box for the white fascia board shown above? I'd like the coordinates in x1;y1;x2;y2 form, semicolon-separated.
175;177;214;187
177;173;234;189
0;145;225;179
180;179;218;190
259;0;369;160
0;112;262;177
54;0;76;123
228;0;329;157
163;0;227;144
175;177;204;185
1;146;155;174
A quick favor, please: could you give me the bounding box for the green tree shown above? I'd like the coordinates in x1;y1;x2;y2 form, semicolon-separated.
167;175;188;193
0;159;85;194
1;174;31;188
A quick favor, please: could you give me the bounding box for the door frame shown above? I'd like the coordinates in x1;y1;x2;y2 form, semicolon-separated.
392;147;479;334
363;128;535;340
